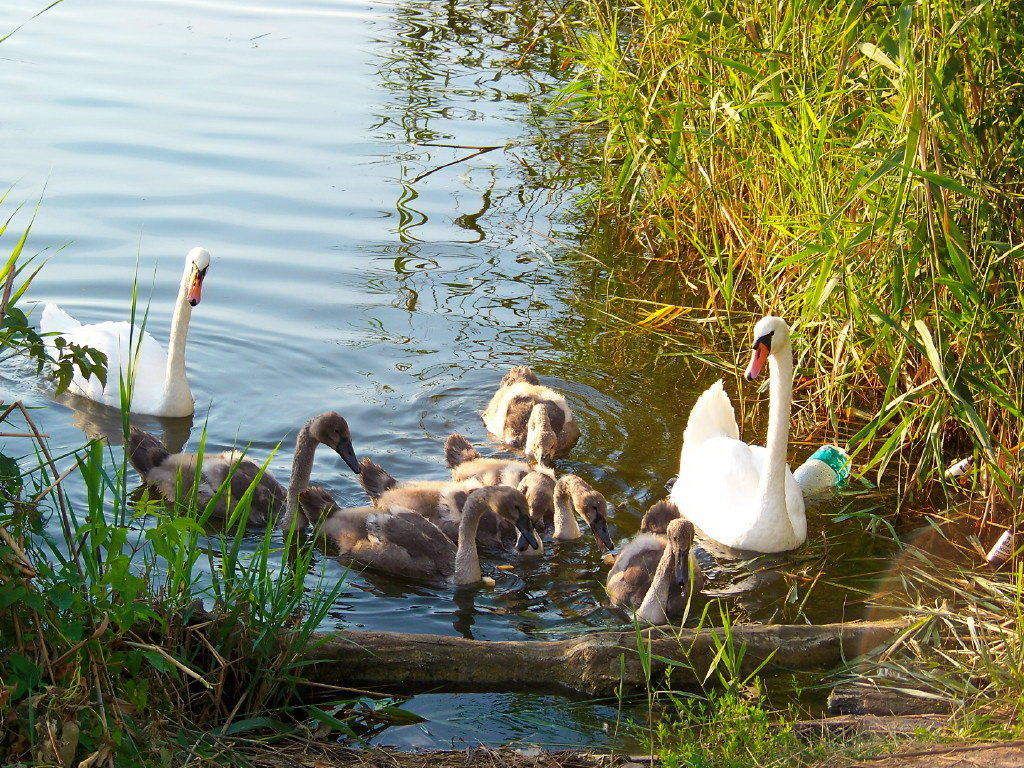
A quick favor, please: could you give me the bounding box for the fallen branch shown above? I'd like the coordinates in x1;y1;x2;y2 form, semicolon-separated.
302;620;905;697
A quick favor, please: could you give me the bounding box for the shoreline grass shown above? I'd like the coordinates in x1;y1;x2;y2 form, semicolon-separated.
0;232;387;766
556;0;1023;510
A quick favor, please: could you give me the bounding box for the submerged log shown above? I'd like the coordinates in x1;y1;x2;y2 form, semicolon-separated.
303;620;905;697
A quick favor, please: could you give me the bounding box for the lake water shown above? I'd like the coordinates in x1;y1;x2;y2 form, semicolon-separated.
0;0;899;750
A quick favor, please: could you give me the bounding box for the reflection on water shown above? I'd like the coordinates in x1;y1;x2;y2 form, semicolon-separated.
0;0;901;751
58;391;193;455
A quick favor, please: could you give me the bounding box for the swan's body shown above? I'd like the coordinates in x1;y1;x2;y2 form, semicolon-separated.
607;509;704;625
127;411;360;528
481;366;580;464
40;247;211;417
669;316;806;553
315;485;538;585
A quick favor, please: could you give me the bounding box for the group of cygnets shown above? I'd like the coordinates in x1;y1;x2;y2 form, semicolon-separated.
40;247;822;626
123;364;702;624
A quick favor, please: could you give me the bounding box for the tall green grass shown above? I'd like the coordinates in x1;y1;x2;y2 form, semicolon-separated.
0;225;375;765
559;0;1023;504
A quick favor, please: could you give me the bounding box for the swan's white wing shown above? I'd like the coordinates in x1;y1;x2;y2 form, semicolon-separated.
680;380;739;463
40;303;81;341
674;437;806;552
39;304;171;414
672;435;760;545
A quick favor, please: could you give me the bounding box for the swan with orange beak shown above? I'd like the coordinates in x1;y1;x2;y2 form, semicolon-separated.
668;316;806;553
40;246;211;417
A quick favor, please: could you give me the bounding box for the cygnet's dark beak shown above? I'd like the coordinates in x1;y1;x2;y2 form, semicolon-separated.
675;549;693;586
589;517;614;552
336;441;361;474
514;514;539;551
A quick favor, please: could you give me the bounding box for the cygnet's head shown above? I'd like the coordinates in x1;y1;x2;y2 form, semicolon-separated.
473;485;539;552
573;484;613;552
639;500;681;536
525;404;557;465
307;411;360;474
745;316;791;381
297;484;338;528
667;518;696;585
518;470;555;530
185;247;211;307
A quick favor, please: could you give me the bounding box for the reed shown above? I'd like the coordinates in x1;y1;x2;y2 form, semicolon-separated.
863;527;1024;739
558;0;1023;507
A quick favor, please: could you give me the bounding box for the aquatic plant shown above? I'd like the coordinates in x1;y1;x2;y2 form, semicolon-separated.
558;0;1023;511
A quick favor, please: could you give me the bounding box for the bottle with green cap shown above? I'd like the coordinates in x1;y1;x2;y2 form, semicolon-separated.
793;445;851;500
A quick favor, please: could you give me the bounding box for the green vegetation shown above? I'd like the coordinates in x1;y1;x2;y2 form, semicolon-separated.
559;0;1023;503
631;605;829;767
0;233;400;766
561;0;1024;759
654;686;804;768
871;533;1024;739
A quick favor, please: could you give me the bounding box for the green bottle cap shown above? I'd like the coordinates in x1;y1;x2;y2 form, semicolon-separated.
808;445;851;488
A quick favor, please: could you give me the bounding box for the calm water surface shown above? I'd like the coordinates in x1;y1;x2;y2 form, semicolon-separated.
0;0;898;749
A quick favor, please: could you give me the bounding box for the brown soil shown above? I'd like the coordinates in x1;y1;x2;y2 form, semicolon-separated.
825;740;1024;767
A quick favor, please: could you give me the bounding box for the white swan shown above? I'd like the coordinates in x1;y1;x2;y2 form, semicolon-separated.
669;316;806;553
40;247;211;417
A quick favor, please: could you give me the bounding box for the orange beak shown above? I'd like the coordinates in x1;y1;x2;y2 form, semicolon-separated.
187;269;205;307
745;342;770;381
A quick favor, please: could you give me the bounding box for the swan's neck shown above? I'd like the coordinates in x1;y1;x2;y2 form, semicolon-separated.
282;424;317;531
637;543;673;625
552;490;581;540
161;269;195;412
454;500;486;585
756;345;794;520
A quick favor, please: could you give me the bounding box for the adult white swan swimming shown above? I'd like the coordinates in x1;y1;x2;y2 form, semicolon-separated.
39;247;210;418
669;316;806;553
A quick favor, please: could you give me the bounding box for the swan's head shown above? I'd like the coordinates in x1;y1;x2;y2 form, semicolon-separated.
667;518;696;585
745;315;791;381
185;247;211;307
471;485;539;552
525;404;557;465
308;411;360;474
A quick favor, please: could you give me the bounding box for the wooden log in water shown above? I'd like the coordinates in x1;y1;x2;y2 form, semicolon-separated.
303;620;905;697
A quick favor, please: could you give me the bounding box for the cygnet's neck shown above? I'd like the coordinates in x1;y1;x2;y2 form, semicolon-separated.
636;542;674;625
454;496;488;585
282;423;317;531
552;490;581;540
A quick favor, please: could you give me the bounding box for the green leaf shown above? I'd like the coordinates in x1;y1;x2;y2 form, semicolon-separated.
305;705;361;740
